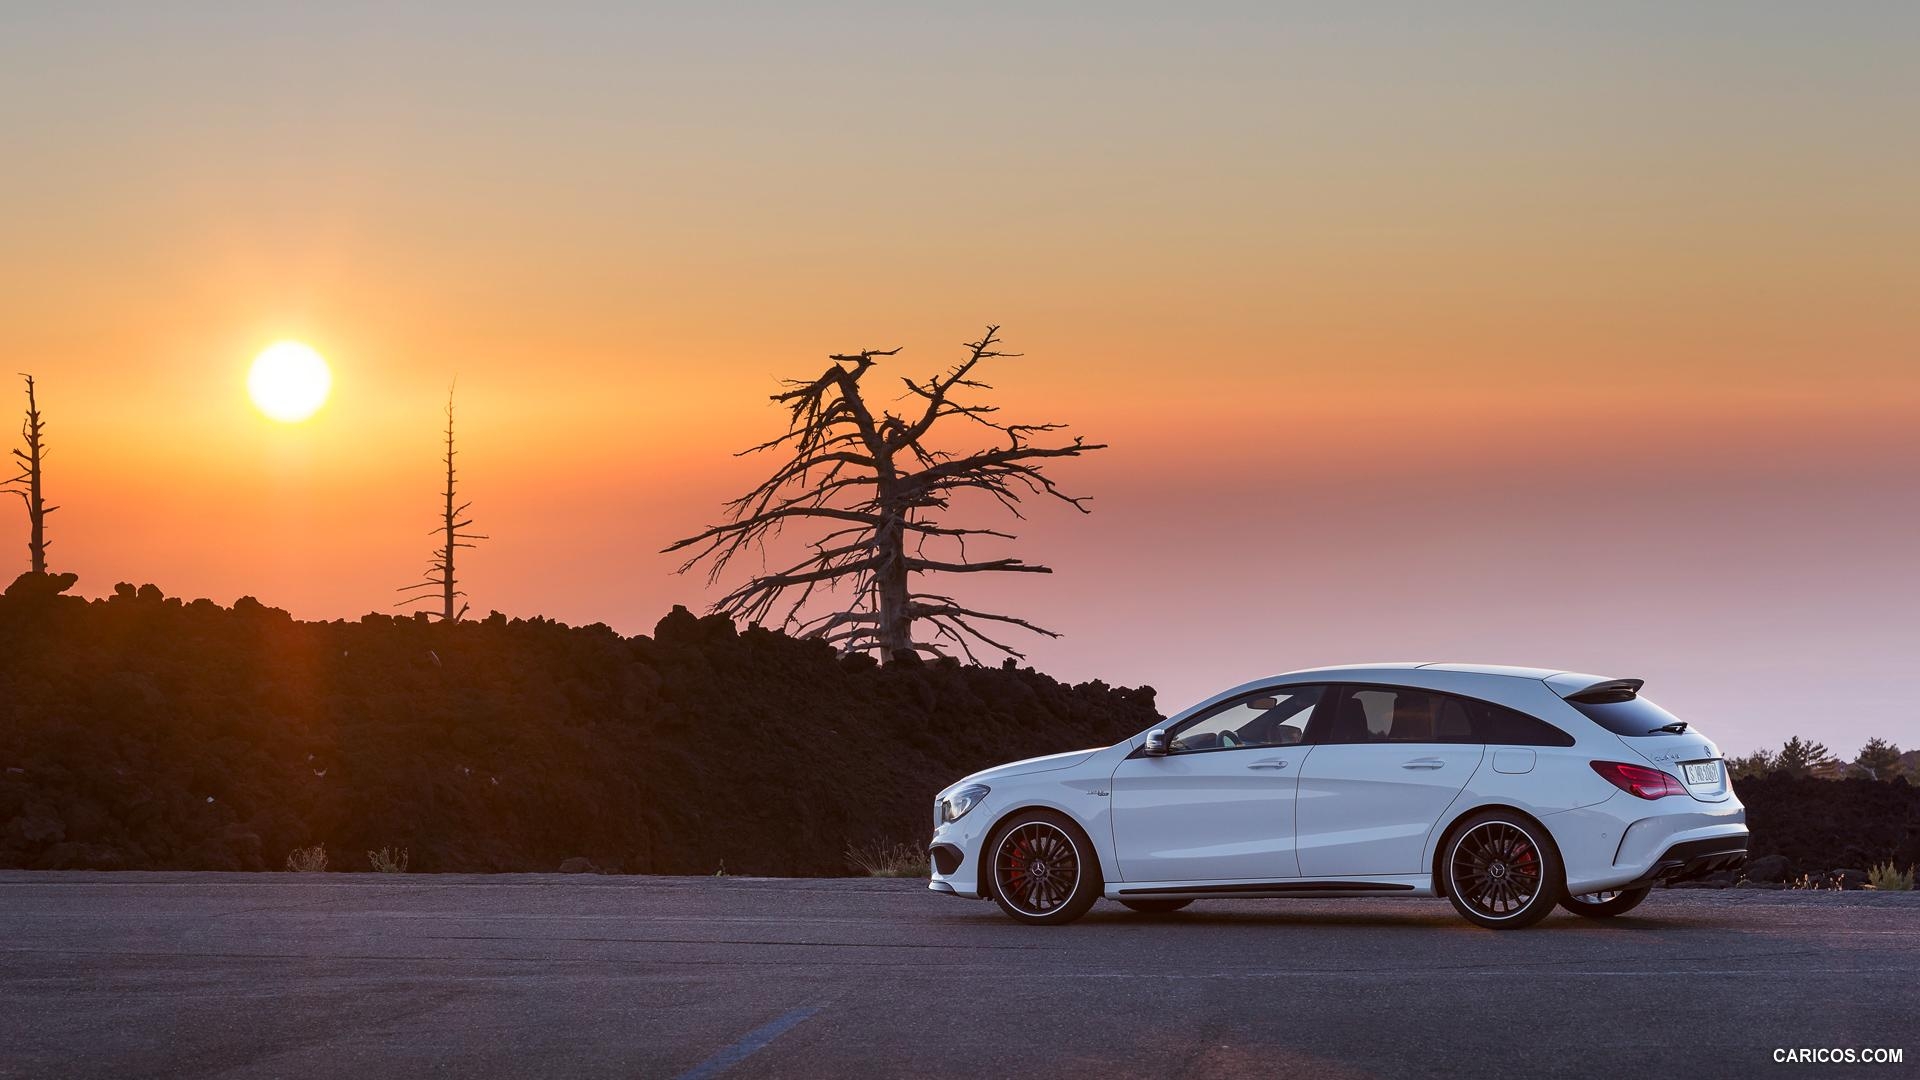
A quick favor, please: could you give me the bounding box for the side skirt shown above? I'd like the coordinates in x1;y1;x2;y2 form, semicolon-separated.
1110;878;1432;899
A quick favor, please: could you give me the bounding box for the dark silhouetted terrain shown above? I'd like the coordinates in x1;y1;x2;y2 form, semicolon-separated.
1738;774;1919;878
0;582;1155;874
1;579;1913;878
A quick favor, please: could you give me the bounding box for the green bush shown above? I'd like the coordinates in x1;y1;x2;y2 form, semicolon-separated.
1866;862;1914;891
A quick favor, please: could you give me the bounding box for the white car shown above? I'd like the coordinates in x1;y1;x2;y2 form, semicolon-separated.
928;664;1748;928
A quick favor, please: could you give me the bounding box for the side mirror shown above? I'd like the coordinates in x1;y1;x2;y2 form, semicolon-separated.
1143;728;1169;756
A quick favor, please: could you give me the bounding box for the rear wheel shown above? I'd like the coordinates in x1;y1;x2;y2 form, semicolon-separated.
1559;886;1651;918
1442;811;1563;929
987;810;1102;925
1118;899;1192;915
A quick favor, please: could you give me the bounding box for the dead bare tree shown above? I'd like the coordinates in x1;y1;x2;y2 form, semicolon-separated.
5;374;57;575
398;385;486;620
665;326;1104;662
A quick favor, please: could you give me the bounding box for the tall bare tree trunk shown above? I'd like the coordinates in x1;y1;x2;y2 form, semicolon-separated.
874;510;911;660
8;374;57;575
398;386;485;620
23;380;45;575
438;407;458;621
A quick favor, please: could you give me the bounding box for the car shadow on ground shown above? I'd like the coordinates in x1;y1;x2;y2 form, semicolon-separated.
930;904;1700;932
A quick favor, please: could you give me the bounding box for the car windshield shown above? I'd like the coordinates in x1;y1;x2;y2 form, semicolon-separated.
1567;695;1687;736
1169;685;1322;751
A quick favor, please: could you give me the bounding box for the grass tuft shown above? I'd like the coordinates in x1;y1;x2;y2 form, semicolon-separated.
284;845;328;872
846;840;930;878
367;846;409;874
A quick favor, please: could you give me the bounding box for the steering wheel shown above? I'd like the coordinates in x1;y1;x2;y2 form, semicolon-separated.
1219;731;1240;748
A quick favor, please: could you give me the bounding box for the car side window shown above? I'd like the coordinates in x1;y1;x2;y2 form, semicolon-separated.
1465;699;1576;747
1322;686;1577;746
1168;685;1324;753
1324;686;1469;743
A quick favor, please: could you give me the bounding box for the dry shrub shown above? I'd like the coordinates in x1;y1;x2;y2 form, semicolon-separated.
846;840;929;878
285;845;328;872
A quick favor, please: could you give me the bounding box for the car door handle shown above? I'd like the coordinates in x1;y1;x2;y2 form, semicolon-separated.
1246;759;1289;770
1401;758;1446;770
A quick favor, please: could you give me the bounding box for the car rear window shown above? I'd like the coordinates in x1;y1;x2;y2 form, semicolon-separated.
1567;695;1687;737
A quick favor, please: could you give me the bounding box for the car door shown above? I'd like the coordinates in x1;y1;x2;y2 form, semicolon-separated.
1108;684;1325;882
1295;685;1484;878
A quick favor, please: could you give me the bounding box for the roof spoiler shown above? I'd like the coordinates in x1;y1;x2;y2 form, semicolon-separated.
1545;672;1644;703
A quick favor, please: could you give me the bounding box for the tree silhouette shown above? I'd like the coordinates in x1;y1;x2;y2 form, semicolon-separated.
666;326;1104;662
398;386;486;620
1725;748;1779;781
1776;735;1836;778
5;374;57;575
1856;737;1902;780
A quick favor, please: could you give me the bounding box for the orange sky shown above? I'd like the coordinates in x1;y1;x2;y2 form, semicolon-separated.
2;5;1916;751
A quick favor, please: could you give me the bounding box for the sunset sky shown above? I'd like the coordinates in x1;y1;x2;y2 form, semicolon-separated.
2;4;1914;753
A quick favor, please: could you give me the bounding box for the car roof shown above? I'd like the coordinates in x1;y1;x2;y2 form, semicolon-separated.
1159;663;1632;726
1274;662;1569;682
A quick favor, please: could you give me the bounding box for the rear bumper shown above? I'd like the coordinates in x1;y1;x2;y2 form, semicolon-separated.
1550;790;1747;893
1625;835;1748;888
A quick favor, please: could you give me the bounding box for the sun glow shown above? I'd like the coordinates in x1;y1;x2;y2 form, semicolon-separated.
247;342;332;422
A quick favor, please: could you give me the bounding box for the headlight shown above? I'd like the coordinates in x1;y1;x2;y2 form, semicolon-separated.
940;784;990;824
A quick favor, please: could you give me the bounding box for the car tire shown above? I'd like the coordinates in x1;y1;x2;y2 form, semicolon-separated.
1118;899;1193;915
1441;810;1564;930
986;810;1102;925
1558;886;1651;918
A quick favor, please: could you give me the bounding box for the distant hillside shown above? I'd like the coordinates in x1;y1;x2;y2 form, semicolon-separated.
0;580;1157;874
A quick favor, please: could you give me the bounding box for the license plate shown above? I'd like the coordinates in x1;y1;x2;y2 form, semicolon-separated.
1683;762;1720;785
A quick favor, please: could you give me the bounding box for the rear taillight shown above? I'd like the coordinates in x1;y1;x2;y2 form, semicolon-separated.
1590;760;1689;799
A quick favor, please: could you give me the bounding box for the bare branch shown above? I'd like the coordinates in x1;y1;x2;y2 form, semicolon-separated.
664;327;1102;663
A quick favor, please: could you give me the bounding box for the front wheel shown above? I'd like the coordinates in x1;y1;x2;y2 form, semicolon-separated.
1559;886;1651;918
987;810;1102;925
1442;811;1564;929
1118;899;1192;915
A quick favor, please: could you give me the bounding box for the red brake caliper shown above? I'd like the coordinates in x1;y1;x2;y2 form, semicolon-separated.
1513;839;1535;885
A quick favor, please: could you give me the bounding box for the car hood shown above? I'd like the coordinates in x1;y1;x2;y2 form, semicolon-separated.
954;748;1105;787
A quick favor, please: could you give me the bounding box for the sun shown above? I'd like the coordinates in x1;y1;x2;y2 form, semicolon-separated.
248;341;332;422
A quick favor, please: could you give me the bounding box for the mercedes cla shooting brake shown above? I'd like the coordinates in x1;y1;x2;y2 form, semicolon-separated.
928;664;1748;928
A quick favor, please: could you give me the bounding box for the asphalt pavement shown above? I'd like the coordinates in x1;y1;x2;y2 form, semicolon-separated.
2;872;1915;1078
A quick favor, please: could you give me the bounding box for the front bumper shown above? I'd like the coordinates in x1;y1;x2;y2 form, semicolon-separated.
927;806;996;898
928;843;964;877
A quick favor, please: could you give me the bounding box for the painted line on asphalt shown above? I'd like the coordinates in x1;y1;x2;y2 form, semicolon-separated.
674;1006;821;1080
